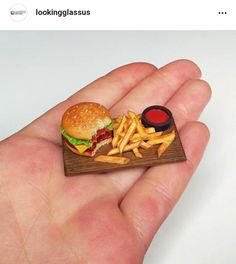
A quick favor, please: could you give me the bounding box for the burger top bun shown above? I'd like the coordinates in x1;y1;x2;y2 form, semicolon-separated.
61;102;112;140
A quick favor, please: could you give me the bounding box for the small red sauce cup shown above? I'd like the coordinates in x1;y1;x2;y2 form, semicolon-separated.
141;105;172;131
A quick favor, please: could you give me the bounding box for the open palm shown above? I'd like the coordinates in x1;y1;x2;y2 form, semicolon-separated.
0;60;211;264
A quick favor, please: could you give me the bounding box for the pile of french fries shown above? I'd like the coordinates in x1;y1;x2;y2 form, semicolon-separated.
95;111;175;164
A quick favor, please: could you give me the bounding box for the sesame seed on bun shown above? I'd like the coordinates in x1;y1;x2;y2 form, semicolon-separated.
61;102;112;140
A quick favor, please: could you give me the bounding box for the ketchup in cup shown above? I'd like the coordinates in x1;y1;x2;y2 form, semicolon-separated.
141;105;172;131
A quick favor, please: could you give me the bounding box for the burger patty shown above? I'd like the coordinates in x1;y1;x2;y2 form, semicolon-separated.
65;129;112;153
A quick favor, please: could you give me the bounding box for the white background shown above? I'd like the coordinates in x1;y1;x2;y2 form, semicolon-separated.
0;31;236;263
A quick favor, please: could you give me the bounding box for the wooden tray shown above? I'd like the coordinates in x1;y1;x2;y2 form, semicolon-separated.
62;120;186;176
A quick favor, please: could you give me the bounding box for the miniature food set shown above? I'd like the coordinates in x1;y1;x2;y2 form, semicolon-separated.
61;102;186;176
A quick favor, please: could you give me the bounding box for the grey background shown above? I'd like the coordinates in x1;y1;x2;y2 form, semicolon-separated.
0;31;236;263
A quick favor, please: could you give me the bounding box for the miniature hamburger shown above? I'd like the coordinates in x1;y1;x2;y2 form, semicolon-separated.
60;102;113;156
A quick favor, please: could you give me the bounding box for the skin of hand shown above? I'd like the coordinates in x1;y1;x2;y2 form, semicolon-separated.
0;60;211;264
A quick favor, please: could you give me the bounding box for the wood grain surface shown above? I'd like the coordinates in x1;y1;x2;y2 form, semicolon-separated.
62;120;186;176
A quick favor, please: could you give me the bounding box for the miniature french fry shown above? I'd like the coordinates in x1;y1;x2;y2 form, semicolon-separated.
113;127;118;136
113;123;119;129
130;118;161;141
135;118;147;137
112;115;126;147
127;118;132;127
128;111;137;120
130;133;142;141
157;143;168;157
107;148;120;155
129;138;141;143
95;155;130;164
157;134;175;157
116;115;127;134
144;131;163;140
119;132;126;137
145;127;156;134
140;141;152;150
115;115;123;124
147;130;175;145
133;148;143;158
119;120;137;153
124;141;141;151
124;122;129;132
107;142;140;155
112;134;119;148
117;137;123;147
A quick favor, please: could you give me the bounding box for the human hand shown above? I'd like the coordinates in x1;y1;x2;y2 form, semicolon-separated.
0;60;211;264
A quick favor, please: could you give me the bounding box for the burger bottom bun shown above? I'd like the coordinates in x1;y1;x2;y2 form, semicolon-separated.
65;137;112;157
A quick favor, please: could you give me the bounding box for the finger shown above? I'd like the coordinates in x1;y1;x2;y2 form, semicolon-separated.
110;59;201;116
166;79;212;130
105;60;201;197
120;122;210;251
20;62;157;144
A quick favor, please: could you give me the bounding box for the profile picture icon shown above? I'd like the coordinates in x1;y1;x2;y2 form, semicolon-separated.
9;3;27;22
